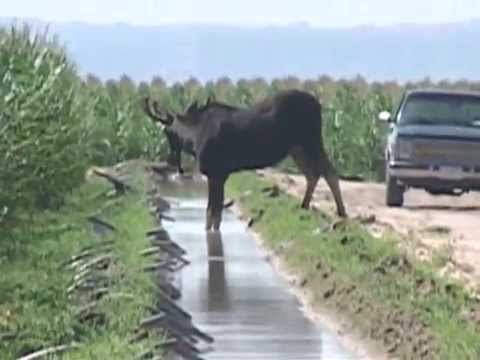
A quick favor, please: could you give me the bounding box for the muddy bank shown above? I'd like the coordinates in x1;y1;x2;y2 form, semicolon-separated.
227;172;480;359
262;169;480;292
228;203;389;360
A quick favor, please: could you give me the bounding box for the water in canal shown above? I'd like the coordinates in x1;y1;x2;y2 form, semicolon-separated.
160;179;356;360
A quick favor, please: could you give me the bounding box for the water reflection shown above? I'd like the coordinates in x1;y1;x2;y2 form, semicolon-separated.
206;231;231;312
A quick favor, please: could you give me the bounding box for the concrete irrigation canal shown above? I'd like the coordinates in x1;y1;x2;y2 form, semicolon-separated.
155;177;355;360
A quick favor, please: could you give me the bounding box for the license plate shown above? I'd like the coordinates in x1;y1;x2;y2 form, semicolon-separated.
439;166;464;178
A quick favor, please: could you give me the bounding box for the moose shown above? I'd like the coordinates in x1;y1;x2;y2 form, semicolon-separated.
143;90;347;231
143;100;195;174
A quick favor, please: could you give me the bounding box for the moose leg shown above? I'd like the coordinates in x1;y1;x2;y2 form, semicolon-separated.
175;150;184;175
324;169;347;218
303;176;320;209
212;185;225;231
290;147;320;209
206;178;214;231
209;176;227;231
192;159;201;180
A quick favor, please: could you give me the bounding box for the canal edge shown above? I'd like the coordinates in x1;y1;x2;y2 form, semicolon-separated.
227;200;389;360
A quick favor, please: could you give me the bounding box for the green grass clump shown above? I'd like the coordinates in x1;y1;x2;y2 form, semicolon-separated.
0;169;158;359
227;173;480;359
0;25;165;228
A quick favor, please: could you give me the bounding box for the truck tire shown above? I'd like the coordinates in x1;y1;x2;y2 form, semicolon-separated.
386;171;404;207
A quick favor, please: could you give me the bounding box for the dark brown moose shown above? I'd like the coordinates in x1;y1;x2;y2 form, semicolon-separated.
144;90;347;231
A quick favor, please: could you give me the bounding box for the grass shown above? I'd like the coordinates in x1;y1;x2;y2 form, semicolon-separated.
431;243;455;270
227;172;480;359
0;166;159;359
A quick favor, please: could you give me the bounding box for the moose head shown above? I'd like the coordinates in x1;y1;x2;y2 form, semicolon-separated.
143;97;197;174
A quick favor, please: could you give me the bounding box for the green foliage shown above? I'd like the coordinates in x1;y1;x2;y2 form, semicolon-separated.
0;26;164;227
82;78;164;166
323;84;392;178
0;169;157;358
0;26;88;216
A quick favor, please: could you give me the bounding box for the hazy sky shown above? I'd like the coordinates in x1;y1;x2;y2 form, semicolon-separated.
3;0;480;27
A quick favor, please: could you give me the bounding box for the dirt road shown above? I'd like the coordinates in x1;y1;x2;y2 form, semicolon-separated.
262;170;480;290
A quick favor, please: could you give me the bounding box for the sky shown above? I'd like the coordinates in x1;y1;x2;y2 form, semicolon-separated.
2;0;480;27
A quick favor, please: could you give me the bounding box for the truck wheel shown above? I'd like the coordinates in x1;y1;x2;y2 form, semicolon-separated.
386;171;404;207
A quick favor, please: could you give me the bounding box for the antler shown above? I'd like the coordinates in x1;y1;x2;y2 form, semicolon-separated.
143;97;173;125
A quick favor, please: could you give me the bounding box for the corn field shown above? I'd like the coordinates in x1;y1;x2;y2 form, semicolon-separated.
0;26;163;228
3;25;479;228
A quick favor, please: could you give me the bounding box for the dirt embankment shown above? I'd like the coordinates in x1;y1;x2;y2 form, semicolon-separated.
227;173;480;360
262;170;480;293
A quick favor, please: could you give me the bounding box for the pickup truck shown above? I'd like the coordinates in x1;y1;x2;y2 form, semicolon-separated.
378;89;480;206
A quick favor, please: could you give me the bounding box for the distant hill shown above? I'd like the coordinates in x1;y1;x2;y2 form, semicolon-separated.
2;18;480;83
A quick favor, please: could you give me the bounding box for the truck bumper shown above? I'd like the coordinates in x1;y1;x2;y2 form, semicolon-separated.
388;162;480;190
